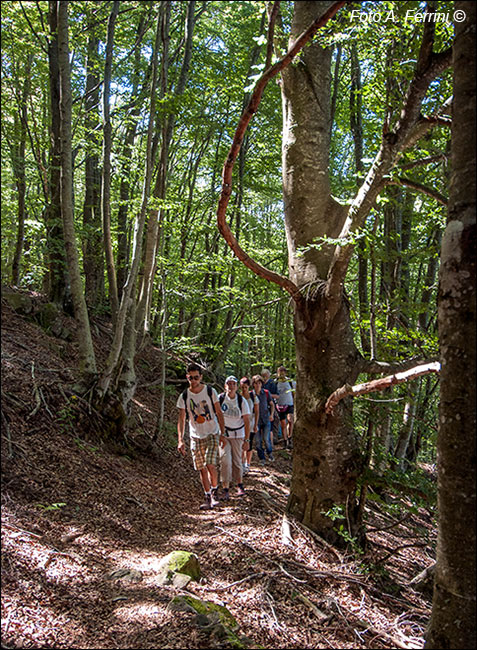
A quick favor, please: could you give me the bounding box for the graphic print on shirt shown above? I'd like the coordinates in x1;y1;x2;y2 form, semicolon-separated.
189;397;212;424
220;400;241;419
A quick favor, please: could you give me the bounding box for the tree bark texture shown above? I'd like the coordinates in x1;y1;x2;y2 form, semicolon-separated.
57;0;97;381
102;0;120;322
82;31;103;307
280;2;363;543
45;0;67;305
11;56;31;286
425;3;476;647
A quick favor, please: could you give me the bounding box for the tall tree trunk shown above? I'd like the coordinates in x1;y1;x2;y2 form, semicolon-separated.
102;0;120;322
350;42;370;354
82;30;103;307
392;384;418;471
136;0;195;341
57;0;96;382
418;227;441;331
116;13;149;300
280;2;361;544
45;0;67;305
217;0;451;545
425;3;476;646
11;56;31;285
97;5;162;409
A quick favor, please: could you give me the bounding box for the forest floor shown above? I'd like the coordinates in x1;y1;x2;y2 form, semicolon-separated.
1;289;437;649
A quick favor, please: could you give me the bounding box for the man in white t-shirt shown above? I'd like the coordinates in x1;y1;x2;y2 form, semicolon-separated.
177;363;226;510
218;376;250;499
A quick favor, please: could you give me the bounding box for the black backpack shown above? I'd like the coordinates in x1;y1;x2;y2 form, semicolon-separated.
218;392;243;410
181;384;214;420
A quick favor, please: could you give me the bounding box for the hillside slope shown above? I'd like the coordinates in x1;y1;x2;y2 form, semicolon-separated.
1;289;435;649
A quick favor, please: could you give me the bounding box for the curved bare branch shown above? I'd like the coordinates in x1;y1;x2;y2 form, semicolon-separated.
217;1;346;307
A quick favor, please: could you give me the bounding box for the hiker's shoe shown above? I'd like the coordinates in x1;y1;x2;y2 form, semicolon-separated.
243;463;250;474
237;485;246;497
260;459;266;466
222;488;230;501
268;454;275;462
199;494;212;510
210;488;220;507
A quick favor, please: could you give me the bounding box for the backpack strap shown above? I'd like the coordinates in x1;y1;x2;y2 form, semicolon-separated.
182;385;215;420
219;392;243;410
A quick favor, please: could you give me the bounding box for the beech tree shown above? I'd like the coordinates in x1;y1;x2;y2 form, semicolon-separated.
425;2;476;646
217;0;452;543
57;0;97;382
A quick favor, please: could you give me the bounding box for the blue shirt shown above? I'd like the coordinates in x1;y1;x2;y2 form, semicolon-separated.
251;389;273;425
263;378;277;396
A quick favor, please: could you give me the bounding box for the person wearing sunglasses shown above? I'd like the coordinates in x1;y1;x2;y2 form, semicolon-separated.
177;363;226;510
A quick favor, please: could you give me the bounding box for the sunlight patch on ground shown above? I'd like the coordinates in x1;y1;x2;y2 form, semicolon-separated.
106;548;176;577
112;601;170;624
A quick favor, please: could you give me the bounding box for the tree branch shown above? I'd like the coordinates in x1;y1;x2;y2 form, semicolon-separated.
325;362;440;414
217;1;346;307
265;1;280;69
384;176;448;206
358;356;439;375
399;154;447;170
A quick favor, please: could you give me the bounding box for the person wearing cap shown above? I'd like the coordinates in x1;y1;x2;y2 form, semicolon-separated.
218;376;251;499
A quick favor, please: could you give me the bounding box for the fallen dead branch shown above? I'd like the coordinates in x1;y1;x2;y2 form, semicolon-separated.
374;541;429;564
352;616;423;649
294;590;331;622
214;524;367;588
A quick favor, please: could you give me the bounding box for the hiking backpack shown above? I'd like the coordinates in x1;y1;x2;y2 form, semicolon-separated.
218;392;243;410
250;388;271;411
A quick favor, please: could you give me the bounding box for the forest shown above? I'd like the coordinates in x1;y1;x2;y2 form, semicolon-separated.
1;1;475;649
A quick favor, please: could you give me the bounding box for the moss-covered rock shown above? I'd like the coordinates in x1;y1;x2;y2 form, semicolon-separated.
169;595;253;648
2;289;33;314
157;550;201;585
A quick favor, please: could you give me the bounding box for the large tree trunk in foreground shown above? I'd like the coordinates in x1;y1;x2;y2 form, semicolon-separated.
281;1;361;543
425;3;476;647
289;294;362;542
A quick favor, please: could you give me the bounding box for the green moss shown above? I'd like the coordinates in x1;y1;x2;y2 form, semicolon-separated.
158;551;201;581
179;595;238;629
169;595;256;648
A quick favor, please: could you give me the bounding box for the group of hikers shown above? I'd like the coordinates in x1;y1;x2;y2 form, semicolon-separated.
177;363;296;510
